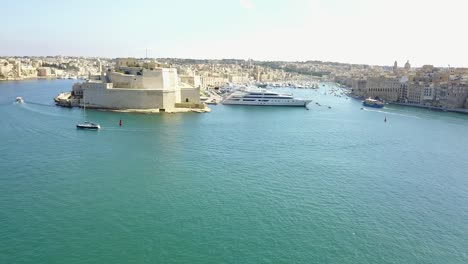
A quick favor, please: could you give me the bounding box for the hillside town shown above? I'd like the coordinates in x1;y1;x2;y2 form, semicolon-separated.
0;56;106;80
332;60;468;110
2;56;468;111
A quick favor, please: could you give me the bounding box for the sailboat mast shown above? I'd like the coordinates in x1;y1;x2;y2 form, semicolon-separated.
83;93;86;121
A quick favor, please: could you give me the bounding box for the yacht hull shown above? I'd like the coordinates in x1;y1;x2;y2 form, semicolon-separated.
76;124;101;130
222;100;311;107
221;88;311;107
362;102;384;108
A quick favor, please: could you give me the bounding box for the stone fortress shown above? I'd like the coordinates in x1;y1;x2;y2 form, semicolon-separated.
66;58;205;112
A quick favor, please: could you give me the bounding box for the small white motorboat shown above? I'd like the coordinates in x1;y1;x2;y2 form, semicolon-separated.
16;97;24;103
76;121;101;130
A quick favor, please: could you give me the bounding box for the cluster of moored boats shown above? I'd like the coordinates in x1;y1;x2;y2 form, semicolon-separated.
256;82;320;89
328;86;350;99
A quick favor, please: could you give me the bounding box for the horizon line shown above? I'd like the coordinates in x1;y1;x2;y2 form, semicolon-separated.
1;55;465;69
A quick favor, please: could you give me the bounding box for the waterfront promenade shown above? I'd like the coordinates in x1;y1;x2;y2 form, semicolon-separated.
390;102;468;115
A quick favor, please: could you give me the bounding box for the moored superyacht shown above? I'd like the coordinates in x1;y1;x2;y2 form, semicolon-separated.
222;88;311;107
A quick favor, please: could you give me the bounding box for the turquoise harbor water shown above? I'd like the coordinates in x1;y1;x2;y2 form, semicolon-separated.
1;80;467;263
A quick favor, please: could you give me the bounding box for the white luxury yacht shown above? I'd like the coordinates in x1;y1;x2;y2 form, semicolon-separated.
222;89;311;107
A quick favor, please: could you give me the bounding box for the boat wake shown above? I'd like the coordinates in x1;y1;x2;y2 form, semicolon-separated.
362;108;421;119
24;101;56;107
20;103;70;118
102;127;162;132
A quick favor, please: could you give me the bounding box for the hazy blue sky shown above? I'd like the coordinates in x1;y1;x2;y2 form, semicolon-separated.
2;0;468;66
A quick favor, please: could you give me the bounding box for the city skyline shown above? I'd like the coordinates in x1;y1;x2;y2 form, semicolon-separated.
2;0;468;67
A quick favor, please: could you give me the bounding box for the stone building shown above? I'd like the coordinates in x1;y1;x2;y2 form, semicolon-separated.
364;76;401;102
72;59;201;110
351;78;367;97
228;74;249;84
37;67;52;77
406;82;423;104
443;83;468;108
180;75;202;88
200;75;228;88
404;60;411;71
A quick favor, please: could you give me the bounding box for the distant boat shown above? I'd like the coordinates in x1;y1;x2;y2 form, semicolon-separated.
205;98;218;105
76;95;101;130
16;97;24;103
363;98;384;108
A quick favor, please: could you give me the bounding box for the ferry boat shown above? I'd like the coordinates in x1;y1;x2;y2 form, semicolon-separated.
363;98;384;108
222;89;311;107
